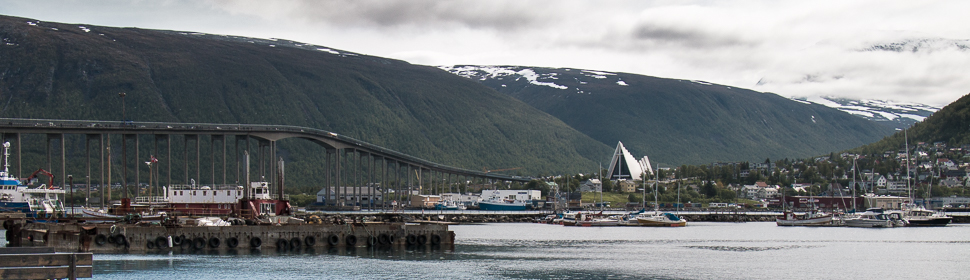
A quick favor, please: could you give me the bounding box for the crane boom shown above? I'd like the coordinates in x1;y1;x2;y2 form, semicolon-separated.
26;168;55;189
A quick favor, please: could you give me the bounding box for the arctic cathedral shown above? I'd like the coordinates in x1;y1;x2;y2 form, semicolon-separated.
606;141;653;181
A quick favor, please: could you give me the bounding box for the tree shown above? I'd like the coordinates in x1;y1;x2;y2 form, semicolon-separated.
701;181;717;198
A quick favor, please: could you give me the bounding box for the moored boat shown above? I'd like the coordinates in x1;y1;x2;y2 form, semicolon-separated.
636;212;687;227
901;206;951;227
776;210;834;226
0;142;65;218
844;208;896;228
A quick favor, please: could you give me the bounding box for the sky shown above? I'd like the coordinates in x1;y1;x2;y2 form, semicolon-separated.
1;0;968;106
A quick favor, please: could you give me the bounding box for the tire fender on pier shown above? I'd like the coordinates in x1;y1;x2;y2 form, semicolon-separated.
345;235;358;246
146;240;156;249
406;234;417;245
94;234;107;246
250;237;262;248
289;237;302;249
208;237;221;248
304;236;316;247
155;236;168;248
227;237;239;248
172;235;184;246
378;233;390;245
112;234;127;247
327;235;339;246
192;237;206;250
430;234;441;245
367;236;377;246
276;238;289;250
417;235;427;245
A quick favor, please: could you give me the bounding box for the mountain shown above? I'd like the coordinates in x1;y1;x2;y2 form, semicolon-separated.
0;15;613;190
438;65;897;167
793;96;939;130
856;92;970;155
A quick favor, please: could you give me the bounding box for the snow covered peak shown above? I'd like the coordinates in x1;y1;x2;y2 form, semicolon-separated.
864;38;970;53
438;65;634;94
793;96;939;130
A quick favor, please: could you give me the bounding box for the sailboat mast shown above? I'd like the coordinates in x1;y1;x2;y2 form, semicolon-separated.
905;129;912;202
851;157;857;212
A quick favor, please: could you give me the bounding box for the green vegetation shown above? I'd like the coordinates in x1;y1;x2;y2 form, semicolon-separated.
463;66;895;166
0;15;611;195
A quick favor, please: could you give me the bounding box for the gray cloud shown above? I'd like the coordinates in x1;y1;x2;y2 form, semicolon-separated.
630;23;750;49
208;0;554;31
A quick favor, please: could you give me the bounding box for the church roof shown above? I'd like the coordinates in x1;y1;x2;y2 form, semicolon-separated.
606;141;653;180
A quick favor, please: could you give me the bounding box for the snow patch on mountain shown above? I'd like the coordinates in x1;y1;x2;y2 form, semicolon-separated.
793;96;939;129
439;65;569;90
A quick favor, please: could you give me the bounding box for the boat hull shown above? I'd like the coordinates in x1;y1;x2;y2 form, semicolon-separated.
905;217;952;227
477;201;527;211
776;215;834;226
844;219;893;228
637;219;687;227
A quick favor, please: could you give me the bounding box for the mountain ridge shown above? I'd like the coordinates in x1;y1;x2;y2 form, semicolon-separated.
439;65;897;167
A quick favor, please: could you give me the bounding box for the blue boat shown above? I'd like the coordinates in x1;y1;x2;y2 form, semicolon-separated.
477;197;528;211
0;142;65;218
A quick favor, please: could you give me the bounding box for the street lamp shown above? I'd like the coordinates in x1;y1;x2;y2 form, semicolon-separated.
118;92;126;123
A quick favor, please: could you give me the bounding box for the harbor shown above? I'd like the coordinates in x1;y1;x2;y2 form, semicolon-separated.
14;222;968;280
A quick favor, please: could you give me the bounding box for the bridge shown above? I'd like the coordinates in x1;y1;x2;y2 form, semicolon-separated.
0;118;530;210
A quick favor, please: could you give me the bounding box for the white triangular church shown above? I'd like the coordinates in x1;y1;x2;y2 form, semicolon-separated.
606;141;653;181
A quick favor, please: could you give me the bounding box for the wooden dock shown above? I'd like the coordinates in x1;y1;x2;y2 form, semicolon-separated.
0;247;92;279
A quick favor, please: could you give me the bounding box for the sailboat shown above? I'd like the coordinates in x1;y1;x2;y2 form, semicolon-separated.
636;166;687;227
776;179;834;226
898;130;952;227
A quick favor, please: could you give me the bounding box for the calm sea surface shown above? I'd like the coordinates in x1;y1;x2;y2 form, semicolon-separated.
7;222;970;279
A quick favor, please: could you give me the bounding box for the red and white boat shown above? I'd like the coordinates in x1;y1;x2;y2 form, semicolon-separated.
160;182;291;218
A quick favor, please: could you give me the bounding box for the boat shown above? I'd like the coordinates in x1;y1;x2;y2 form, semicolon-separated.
477;197;527;211
901;205;951;227
560;211;579;226
617;210;645;226
0;142;65;218
636;211;687;227
477;190;528;211
634;166;687;227
844;208;896;228
776;209;834;226
434;200;464;210
576;215;620;227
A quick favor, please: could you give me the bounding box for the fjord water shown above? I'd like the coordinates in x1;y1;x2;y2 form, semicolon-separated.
15;222;970;279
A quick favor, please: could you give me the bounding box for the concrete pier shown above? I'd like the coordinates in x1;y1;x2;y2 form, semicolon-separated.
6;222;454;253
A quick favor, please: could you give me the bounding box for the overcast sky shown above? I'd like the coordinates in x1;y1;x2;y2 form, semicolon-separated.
2;0;968;106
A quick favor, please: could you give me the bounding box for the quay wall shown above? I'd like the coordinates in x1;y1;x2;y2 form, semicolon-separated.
6;222;453;253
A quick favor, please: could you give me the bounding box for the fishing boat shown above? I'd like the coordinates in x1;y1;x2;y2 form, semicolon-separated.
477;190;528;211
0;142;65;218
434;200;465;210
478;197;527;211
776;209;834;226
844;208;896;228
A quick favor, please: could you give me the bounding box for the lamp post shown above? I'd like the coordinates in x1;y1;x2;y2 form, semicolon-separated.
119;92;127;200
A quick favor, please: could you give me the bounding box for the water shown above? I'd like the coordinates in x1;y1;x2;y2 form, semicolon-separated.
6;222;970;279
